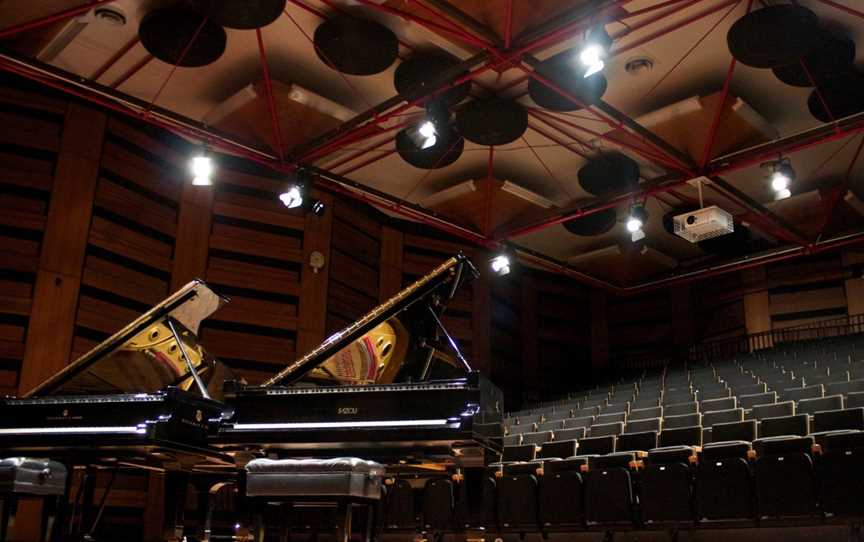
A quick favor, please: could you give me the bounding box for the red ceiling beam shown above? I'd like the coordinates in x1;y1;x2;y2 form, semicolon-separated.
91;36;139;82
255;28;286;162
816;0;864;20
817;134;864;237
110;54;152;89
526;123;593;161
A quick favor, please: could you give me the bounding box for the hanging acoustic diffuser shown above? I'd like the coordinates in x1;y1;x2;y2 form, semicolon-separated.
396;126;463;169
727;5;819;69
772;31;856;87
456;99;528;146
191;0;286;30
578;152;640;197
563;208;618;236
140;8;227;67
394;52;471;107
528;48;607;111
808;74;864;123
313;15;398;76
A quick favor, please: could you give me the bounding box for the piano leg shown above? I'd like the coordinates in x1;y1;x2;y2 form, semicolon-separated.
335;500;352;542
162;471;190;542
49;463;74;542
0;495;15;542
75;466;98;539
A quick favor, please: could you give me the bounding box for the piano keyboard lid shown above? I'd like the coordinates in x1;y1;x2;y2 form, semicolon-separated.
25;280;233;400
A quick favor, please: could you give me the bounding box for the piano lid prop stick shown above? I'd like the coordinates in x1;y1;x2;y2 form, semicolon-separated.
167;319;211;400
427;306;473;373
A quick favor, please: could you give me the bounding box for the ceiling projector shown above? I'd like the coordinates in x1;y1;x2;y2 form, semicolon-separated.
673;206;734;243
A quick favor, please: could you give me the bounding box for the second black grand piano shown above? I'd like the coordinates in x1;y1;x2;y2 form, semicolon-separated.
214;255;503;464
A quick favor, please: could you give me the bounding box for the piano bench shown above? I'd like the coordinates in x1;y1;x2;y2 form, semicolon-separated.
245;458;385;542
0;458;68;542
0;458;67;496
245;457;385;499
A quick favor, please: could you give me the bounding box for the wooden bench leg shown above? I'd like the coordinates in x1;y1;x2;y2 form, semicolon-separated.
335;501;352;542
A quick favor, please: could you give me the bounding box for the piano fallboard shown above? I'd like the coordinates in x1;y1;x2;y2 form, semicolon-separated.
214;374;502;460
0;388;227;465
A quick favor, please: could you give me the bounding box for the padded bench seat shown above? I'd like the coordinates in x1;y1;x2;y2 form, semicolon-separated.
245;457;384;499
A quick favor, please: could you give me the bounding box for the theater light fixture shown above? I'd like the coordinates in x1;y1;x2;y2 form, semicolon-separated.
627;203;647;242
190;147;213;186
769;158;795;200
579;25;613;78
408;99;449;150
279;171;325;215
490;253;512;277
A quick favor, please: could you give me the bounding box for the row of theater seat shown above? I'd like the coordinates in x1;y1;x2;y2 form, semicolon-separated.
381;406;864;532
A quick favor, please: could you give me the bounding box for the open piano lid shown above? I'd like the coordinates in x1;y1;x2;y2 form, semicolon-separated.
26;280;231;399
260;254;475;388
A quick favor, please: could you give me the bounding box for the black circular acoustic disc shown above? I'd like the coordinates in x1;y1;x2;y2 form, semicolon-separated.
772;32;856;87
191;0;286;30
396;126;463;169
394;53;471;107
528;48;607;111
727;5;819;69
578;152;640;197
140;8;227;67
808;74;864;123
455;99;527;146
314;15;398;76
563;208;618;236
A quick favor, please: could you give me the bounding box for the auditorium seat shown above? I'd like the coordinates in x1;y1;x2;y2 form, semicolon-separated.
617;430;658;452
564;416;594;429
702;407;744;428
642;445;698;523
695;420;756;521
537;456;587;528
780;385;823;402
522;431;553;446
503;434;521;446
811;407;864;433
759;414;809;437
752;435;818;518
383;478;415;530
664;402;699;416
584;453;637;525
734;382;768;396
578;435;616;455
595;412;627;425
663;412;701;429
589;421;624;438
701;397;736;411
697;387;731;401
797;394;844;415
632;397;661;409
553;427;585;441
751;401;795;420
826;378;864;396
659;426;703;447
603;402;630;415
738;391;777;409
814;430;864;517
629;406;662;420
624;417;661;434
846;391;864;408
537;420;565;432
423;478;456;532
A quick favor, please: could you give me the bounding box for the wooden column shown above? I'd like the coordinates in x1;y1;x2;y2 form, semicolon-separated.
170;183;214;291
590;289;609;371
843;250;864;317
521;274;539;392
296;190;333;356
378;226;403;302
742;267;772;349
472;252;492;376
18;102;105;395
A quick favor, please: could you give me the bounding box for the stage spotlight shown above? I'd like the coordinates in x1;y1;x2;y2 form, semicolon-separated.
279;184;303;209
490;254;511;277
627;203;647;242
190;147;213;186
408;99;449;149
769;158;795;200
579;25;613;78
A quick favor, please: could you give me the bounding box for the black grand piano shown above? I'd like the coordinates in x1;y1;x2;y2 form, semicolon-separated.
0;280;231;468
214;254;503;466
